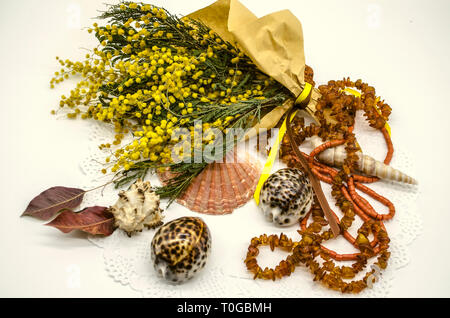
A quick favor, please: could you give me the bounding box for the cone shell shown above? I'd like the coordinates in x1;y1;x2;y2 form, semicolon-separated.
159;151;261;215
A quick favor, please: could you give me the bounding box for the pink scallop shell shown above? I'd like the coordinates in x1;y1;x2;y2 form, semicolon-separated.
159;151;261;215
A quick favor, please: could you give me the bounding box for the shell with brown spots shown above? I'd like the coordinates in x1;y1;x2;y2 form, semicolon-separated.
151;217;211;284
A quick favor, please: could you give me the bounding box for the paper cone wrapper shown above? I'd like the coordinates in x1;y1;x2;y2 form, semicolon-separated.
187;0;320;138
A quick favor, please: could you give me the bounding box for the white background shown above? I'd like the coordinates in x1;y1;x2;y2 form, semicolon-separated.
0;0;449;297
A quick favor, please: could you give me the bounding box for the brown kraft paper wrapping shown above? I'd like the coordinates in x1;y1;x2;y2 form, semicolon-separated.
187;0;320;139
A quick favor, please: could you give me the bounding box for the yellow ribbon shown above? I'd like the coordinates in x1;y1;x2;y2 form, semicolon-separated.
343;88;391;136
254;83;312;205
295;82;313;106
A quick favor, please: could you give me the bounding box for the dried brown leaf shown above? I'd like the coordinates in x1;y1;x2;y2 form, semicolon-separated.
22;186;85;220
45;206;115;236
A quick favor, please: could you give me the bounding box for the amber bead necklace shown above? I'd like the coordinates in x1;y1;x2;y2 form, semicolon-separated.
245;74;394;293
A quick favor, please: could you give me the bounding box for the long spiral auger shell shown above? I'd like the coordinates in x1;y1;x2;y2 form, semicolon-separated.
309;136;417;185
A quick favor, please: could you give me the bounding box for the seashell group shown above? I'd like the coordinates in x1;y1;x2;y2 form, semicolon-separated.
151;217;211;284
159;151;261;215
259;168;314;226
109;179;164;236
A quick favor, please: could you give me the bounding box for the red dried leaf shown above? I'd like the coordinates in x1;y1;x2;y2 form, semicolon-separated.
45;206;115;236
22;186;85;220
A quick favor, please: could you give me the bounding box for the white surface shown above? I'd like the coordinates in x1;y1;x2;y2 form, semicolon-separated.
0;0;449;297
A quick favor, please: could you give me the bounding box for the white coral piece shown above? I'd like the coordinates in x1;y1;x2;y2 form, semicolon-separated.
110;179;164;236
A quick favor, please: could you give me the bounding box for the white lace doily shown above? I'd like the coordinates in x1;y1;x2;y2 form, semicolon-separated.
80;115;421;298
